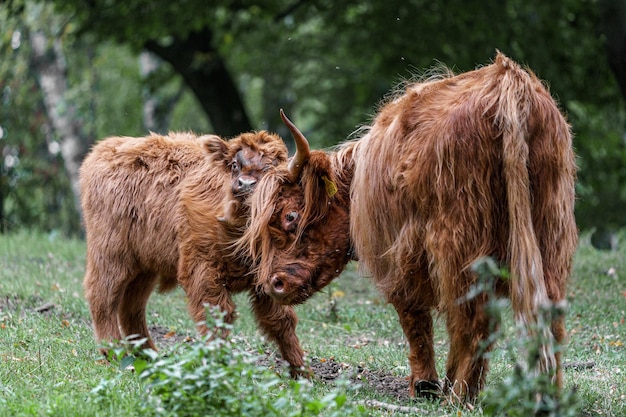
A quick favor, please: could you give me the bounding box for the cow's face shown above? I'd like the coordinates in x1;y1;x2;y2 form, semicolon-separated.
228;145;269;199
243;165;352;305
228;132;289;201
237;111;352;305
204;131;288;202
264;179;352;305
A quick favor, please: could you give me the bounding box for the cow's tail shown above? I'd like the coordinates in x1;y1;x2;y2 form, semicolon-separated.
492;52;556;374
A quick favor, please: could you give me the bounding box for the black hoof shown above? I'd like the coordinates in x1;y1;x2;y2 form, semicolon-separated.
414;380;441;400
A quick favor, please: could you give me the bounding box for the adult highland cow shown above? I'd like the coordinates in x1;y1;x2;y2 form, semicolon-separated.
241;53;578;400
80;130;313;375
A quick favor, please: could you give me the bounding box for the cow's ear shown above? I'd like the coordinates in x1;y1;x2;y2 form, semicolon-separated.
298;152;336;225
200;134;229;156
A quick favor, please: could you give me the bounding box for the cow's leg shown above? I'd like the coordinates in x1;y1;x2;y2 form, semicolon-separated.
250;292;307;378
443;290;493;402
186;290;236;338
551;314;566;389
83;261;128;355
117;272;158;351
178;261;236;336
381;259;439;398
393;304;440;398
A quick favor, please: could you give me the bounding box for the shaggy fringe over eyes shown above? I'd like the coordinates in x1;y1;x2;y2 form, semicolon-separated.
234;167;287;267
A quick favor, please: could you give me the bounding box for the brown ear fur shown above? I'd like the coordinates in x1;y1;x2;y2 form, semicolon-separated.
298;151;337;232
201;134;229;153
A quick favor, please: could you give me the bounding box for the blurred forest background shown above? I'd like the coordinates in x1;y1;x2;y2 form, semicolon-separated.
1;0;625;238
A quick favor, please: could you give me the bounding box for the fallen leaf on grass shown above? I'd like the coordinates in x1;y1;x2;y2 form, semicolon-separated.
331;290;345;298
164;330;176;339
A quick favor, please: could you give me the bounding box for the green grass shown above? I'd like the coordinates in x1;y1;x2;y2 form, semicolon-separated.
0;229;625;416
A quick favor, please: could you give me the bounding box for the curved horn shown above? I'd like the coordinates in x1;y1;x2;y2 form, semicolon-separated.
280;109;310;183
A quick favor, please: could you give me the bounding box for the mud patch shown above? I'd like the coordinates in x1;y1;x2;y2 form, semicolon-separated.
254;353;411;402
310;357;411;402
148;325;196;346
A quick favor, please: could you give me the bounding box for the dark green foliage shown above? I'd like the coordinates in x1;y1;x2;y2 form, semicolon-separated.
1;0;625;233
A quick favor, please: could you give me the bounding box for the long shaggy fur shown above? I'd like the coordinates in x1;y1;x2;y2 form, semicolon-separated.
80;130;313;374
242;52;577;400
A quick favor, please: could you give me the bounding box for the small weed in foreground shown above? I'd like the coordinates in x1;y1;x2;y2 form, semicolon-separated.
96;307;367;417
471;257;581;417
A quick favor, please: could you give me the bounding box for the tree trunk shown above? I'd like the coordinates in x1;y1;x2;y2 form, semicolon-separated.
139;51;183;133
30;30;91;222
145;27;252;137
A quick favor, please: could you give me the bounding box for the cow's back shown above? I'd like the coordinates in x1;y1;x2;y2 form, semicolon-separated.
350;57;576;302
79;133;225;282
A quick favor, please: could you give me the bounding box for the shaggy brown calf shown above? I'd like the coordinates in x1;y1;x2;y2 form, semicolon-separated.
80;130;312;374
241;53;578;400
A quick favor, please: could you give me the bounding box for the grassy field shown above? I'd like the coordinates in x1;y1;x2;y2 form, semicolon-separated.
0;230;624;416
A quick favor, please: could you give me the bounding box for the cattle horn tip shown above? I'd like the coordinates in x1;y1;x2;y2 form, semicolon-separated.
280;109;310;183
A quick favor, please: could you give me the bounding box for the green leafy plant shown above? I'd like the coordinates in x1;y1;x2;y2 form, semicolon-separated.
470;257;581;417
105;306;367;417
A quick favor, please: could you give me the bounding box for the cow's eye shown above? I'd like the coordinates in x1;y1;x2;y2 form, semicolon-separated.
230;160;239;172
280;210;300;233
285;211;298;222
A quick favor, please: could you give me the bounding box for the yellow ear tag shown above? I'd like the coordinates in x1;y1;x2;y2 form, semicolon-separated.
322;175;338;198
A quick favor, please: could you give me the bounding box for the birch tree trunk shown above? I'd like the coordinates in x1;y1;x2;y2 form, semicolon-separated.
29;30;91;223
139;51;183;134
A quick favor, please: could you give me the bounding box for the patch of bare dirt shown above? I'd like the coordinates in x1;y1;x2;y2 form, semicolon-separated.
254;353;411;402
148;325;196;346
309;357;411;402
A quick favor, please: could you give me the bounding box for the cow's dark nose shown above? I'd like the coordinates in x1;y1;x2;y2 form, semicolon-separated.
238;175;257;191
